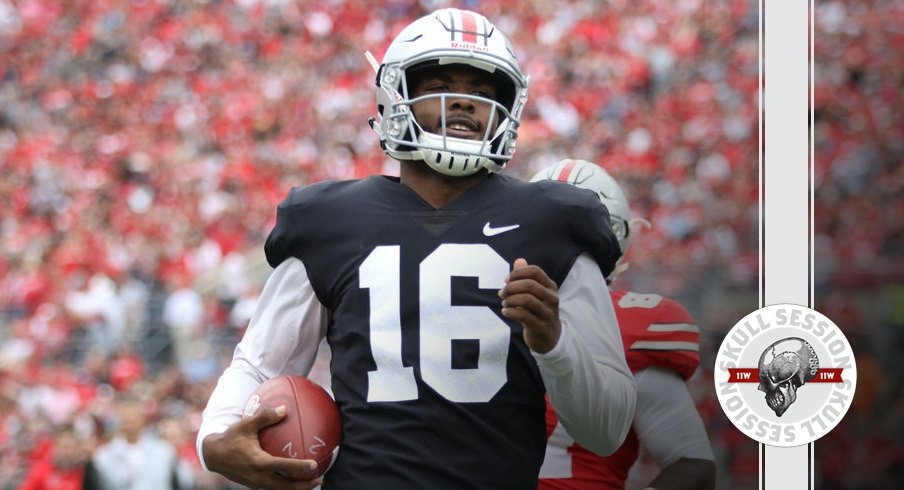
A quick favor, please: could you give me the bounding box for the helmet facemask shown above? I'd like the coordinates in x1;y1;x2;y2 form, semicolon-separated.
386;68;518;176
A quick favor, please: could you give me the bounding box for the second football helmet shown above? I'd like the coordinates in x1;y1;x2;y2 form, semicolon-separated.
369;8;529;177
531;159;647;280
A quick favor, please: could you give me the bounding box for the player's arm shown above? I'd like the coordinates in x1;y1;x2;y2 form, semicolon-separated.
197;257;327;489
501;253;636;456
633;367;716;490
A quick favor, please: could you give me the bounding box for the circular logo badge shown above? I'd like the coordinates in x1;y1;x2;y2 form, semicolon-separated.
714;304;857;447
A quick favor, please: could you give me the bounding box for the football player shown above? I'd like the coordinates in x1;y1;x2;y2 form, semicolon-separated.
532;160;716;490
196;10;636;490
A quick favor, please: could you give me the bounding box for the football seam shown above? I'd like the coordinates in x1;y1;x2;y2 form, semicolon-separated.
288;377;305;461
308;381;336;470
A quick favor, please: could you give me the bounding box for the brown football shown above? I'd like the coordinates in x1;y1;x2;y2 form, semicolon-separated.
243;375;341;478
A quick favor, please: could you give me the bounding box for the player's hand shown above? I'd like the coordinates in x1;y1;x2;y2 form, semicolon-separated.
201;405;323;490
499;258;561;354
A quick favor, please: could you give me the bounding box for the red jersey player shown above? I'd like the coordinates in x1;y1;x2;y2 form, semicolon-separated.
531;160;715;490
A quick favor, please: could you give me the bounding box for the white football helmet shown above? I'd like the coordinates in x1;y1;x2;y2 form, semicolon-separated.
368;8;529;177
531;159;648;281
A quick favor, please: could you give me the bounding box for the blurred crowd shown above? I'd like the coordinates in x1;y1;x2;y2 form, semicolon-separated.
0;0;900;488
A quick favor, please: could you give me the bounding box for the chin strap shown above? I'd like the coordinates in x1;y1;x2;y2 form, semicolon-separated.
386;147;423;162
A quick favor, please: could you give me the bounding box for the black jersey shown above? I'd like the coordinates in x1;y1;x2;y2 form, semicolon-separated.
264;173;619;490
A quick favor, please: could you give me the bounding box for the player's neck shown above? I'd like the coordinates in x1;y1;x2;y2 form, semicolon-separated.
399;162;489;209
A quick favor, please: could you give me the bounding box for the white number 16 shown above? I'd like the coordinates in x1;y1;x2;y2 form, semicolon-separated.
360;244;511;403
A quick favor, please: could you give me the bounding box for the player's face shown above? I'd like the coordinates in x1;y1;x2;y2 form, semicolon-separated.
408;65;501;141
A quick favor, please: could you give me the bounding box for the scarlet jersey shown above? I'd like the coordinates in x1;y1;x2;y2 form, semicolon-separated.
539;290;700;489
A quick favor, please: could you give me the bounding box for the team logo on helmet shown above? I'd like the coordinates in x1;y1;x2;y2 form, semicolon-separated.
714;304;856;447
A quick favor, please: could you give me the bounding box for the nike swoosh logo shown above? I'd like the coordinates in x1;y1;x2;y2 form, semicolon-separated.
483;222;520;237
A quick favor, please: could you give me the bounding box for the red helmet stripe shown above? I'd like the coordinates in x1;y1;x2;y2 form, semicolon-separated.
555;159;578;182
459;10;478;44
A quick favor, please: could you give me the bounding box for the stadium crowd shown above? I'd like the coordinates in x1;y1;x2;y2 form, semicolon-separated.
0;0;900;488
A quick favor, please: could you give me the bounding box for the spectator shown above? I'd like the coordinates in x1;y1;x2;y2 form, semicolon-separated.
159;415;215;490
18;425;91;490
86;394;190;490
161;273;205;374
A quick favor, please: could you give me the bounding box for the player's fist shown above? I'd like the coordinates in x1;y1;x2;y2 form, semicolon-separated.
499;258;561;354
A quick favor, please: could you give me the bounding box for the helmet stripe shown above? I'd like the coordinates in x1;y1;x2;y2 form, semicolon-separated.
459;10;478;44
555;159;578;182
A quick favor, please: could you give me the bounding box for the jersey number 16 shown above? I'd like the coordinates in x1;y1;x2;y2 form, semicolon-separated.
360;244;511;404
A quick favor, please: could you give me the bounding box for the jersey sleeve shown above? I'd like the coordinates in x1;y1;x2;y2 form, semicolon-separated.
632;367;715;466
264;182;335;268
574;189;622;279
196;258;327;471
619;295;701;380
534;253;636;457
531;180;622;280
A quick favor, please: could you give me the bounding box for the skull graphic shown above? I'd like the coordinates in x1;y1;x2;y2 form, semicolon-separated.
757;337;819;417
